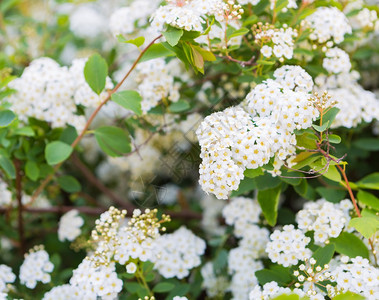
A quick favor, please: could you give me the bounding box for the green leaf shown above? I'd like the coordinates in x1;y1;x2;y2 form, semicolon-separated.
45;141;73;165
60;126;78;145
332;291;365;300
271;294;305;300
312;121;330;132
169;100;190;113
0;155;15;179
117;35;145;47
111;90;142;116
140;43;175;62
274;0;289;12
227;27;249;39
329;232;369;259
357;190;379;210
58;175;81;193
244;167;264;178
84;53;108;95
257;59;275;65
230;177;256;197
255;173;281;190
213;249;228;273
153;282;175;293
125;282;142;294
353;138;379;151
349;216;379;239
0;110;16;127
312;244;335;268
328;134;341;144
256;265;292;286
14;127;35;137
25;161;39;181
257;186;281;226
315;187;346;203
322;107;340;127
356;173;379;190
163;27;184;47
280;170;303;186
94;126;131;157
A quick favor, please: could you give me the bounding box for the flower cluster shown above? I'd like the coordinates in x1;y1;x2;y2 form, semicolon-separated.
58;210;84;242
196;106;270;199
89;206;127;266
254;23;298;61
154;226;206;279
296;199;352;245
19;246;54;289
330;256;379;299
266;224;312;267
322;47;351;74
305;7;352;44
223;197;270;299
315;72;379;128
0;265;15;293
114;208;170;265
70;260;122;299
293;257;334;297
135;58;181;114
109;0;160;37
201;262;229;298
249;281;306;300
42;284;84;300
222;196;261;237
6;57;112;132
197;66;318;198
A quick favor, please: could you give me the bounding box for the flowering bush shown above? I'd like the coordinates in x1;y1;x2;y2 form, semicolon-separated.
1;0;379;299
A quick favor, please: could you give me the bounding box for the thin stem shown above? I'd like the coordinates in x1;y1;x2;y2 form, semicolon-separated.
136;264;153;297
27;34;162;207
14;159;26;255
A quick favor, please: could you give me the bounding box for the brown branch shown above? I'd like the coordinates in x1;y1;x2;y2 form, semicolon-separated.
70;153;135;211
14;160;26;255
27;34;163;207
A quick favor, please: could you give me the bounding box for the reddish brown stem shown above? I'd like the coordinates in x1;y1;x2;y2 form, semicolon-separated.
27;35;162;207
14;160;26;255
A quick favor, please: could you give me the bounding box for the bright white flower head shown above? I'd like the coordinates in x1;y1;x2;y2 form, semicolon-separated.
154;226;206;279
266;225;312;267
0;265;16;293
323;47;351;74
42;284;85;300
0;181;12;207
58;210;84;242
19;247;54;289
305;7;352;44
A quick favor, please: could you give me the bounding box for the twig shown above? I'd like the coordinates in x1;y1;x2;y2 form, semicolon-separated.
27;34;163;207
14;160;26;255
70;153;135;211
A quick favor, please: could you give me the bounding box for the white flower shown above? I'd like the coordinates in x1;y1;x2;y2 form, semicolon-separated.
126;262;137;274
58;210;84;242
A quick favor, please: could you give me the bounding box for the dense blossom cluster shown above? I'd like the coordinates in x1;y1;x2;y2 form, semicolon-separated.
42;284;84;300
70;260;122;299
58;210;84;242
330;256;379;299
266;224;312;267
296;199;352;244
197;66;318;198
109;0;159;37
322;47;351;74
0;265;15;294
201;262;229;298
135;59;181;113
19;247;54;289
249;281;306;300
223;197;270;299
305;7;352;44
6;57;112;132
316;72;379;128
154;226;206;279
254;23;298;60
